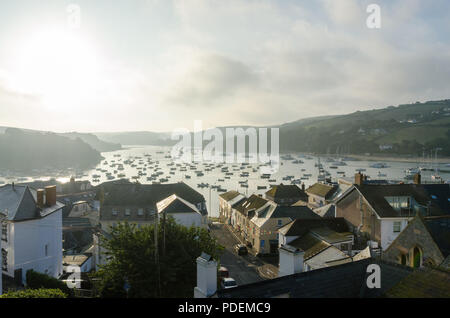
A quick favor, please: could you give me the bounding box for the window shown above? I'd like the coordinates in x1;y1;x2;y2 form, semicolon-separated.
260;240;265;248
112;208;119;216
138;208;144;216
2;223;7;242
393;221;401;233
2;248;7;271
277;220;282;227
125;208;131;216
45;244;49;256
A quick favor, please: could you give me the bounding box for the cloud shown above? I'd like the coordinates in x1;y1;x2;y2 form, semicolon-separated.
1;0;450;132
164;53;258;107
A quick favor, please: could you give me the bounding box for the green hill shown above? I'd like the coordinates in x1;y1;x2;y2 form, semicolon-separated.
279;99;450;156
0;128;103;171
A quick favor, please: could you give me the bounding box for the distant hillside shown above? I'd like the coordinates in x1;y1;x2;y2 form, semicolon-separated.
90;100;450;157
61;132;122;152
0;128;103;171
279;99;450;156
95;131;173;146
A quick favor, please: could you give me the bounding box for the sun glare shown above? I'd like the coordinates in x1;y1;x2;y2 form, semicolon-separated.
9;29;101;110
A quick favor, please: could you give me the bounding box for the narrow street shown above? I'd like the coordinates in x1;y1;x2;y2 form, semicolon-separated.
209;222;278;286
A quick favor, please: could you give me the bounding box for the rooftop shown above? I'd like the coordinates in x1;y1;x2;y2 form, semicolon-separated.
218;259;413;298
306;183;337;199
265;184;307;200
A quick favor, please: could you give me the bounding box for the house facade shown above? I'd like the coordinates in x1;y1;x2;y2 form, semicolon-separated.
382;215;450;269
99;182;207;231
248;201;319;255
219;191;246;225
335;174;449;251
156;194;205;228
0;184;64;284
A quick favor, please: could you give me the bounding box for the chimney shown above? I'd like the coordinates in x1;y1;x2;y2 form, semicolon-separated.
301;183;305;191
37;189;45;208
355;172;364;186
45;185;57;206
278;245;304;277
12;182;15;191
413;173;421;185
194;252;217;298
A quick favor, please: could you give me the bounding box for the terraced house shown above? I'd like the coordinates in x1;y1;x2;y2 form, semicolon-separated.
96;182;208;267
98;182;208;231
248;201;319;255
232;194;268;244
335;174;450;250
218;190;246;225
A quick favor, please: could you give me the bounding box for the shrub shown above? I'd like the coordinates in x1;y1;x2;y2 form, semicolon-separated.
25;270;72;296
1;288;67;298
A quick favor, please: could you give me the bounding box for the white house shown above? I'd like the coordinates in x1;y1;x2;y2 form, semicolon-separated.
0;184;64;285
156;194;205;228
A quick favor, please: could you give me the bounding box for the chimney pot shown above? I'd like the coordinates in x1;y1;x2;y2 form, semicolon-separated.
355;172;364;186
45;185;57;206
37;189;45;208
413;173;421;185
278;244;304;277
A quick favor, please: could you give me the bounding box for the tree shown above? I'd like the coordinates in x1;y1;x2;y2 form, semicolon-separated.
95;219;223;298
1;288;67;298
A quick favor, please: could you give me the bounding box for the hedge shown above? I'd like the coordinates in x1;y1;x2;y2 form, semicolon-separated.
1;288;67;298
25;270;72;296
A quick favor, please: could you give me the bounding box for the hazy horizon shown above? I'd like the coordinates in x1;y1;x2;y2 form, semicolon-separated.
1;0;450;133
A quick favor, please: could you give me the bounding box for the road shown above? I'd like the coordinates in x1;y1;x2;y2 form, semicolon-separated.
210;222;269;286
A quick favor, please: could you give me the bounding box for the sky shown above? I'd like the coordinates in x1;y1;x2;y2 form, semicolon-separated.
0;0;449;133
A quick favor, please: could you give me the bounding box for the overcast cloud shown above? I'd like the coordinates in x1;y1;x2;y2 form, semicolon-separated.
0;0;449;132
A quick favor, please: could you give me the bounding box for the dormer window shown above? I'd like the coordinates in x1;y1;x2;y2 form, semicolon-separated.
138;208;144;216
125;208;131;216
112;208;119;216
385;196;411;211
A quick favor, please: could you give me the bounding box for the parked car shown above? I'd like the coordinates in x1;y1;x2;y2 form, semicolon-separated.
219;266;229;279
234;244;248;256
221;277;238;289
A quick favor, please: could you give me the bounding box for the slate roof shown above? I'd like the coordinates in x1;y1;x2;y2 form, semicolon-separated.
251;203;319;228
278;218;349;237
100;182;206;220
271;205;319;219
0;184;64;221
219;190;241;202
234;194;268;215
265;184;308;201
385;267;450;298
306;183;337;199
304;245;350;270
156;194;200;214
102;182;205;206
423;216;450;258
353;184;450;218
218;259;413;298
313;204;336;218
288;233;330;260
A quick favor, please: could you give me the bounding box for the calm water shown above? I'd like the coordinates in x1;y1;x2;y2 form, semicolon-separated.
1;145;449;218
